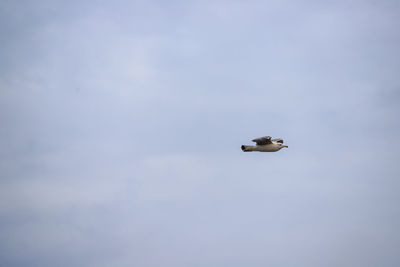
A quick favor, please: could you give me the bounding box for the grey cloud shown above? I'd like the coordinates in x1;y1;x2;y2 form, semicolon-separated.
1;0;400;266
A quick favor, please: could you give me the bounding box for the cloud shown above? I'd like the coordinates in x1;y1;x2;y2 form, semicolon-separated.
1;0;400;266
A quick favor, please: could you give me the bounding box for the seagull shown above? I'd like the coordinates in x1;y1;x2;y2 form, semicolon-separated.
241;136;288;152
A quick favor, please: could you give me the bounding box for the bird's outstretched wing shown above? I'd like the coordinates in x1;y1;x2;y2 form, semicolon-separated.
272;138;284;144
252;136;272;145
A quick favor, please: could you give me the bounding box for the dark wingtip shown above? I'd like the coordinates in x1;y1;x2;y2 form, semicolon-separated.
241;145;245;151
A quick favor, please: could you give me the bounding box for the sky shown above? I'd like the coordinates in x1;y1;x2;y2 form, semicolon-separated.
0;0;399;266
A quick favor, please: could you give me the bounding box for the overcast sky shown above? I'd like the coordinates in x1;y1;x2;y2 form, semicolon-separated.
1;0;400;266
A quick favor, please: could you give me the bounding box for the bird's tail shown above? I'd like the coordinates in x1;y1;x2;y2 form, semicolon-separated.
241;145;252;152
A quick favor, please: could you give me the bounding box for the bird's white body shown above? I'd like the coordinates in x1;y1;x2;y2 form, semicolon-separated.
242;143;284;152
241;135;288;152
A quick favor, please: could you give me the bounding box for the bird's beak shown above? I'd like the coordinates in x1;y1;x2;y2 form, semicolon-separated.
283;145;288;148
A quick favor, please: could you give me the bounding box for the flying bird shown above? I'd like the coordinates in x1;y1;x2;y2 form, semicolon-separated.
241;136;288;152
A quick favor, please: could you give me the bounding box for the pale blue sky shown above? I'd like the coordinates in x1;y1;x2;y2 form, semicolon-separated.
1;1;400;266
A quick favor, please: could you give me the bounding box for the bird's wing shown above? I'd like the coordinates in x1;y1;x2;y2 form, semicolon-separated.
272;138;284;144
252;136;272;145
